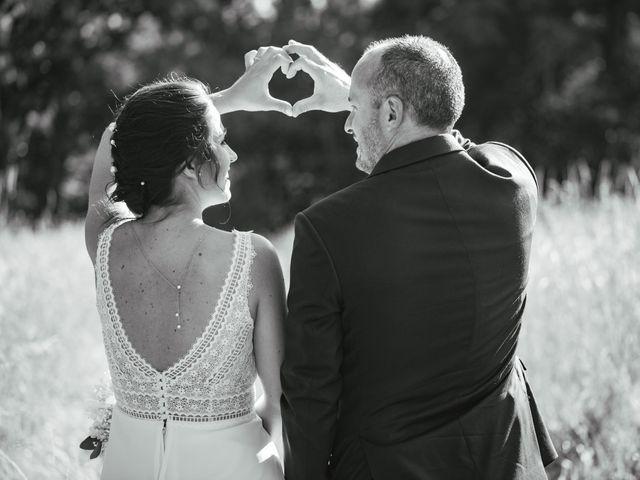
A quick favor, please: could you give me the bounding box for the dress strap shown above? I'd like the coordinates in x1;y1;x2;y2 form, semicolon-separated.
235;231;257;309
96;217;135;265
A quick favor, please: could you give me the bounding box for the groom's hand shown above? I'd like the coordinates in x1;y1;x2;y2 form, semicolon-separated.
451;129;474;150
221;46;293;116
283;40;351;117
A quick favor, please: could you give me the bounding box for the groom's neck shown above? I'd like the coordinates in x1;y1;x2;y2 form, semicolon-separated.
386;123;449;154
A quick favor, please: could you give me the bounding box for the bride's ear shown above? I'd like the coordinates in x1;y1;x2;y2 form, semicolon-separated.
181;164;198;180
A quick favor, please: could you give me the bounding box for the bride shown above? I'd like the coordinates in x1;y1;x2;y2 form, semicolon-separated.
84;47;293;480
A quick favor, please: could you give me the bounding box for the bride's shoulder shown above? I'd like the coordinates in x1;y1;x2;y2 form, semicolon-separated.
247;233;283;277
210;230;282;279
243;233;285;312
247;232;279;264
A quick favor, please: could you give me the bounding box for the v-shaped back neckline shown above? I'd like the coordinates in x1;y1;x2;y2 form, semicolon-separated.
100;218;243;376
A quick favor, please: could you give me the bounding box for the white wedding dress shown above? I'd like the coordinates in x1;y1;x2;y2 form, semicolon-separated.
94;219;283;480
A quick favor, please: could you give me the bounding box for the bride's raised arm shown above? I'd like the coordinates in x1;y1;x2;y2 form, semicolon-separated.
84;123;118;262
210;46;293;116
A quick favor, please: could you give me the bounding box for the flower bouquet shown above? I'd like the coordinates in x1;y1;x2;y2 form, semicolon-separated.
79;380;115;459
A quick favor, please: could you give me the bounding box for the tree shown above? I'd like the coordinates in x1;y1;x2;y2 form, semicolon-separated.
2;0;639;226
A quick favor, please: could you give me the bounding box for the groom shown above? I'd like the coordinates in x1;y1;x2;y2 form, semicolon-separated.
274;36;557;479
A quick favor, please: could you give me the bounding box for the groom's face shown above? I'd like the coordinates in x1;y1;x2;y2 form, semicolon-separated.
345;53;386;174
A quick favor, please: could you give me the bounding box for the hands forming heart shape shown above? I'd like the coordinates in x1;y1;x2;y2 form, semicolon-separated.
226;40;351;118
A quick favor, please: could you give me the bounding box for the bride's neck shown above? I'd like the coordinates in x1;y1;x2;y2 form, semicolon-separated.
137;201;203;228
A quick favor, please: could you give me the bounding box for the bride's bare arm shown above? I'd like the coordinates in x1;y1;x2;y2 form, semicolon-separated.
84;123;118;262
250;234;286;461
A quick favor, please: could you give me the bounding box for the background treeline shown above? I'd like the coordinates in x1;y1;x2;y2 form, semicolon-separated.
2;0;640;230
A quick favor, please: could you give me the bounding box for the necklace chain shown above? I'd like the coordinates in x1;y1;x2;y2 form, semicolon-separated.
131;224;206;332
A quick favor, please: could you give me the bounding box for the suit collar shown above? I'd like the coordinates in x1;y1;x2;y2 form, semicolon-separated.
369;134;465;177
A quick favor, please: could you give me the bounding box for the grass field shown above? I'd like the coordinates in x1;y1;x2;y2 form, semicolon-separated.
0;194;639;479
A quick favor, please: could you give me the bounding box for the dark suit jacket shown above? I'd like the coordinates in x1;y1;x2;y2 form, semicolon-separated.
281;134;557;480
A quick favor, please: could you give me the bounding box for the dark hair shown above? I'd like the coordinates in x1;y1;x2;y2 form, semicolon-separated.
109;75;218;217
365;35;465;131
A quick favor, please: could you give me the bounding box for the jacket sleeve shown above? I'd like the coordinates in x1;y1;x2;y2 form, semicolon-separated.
281;212;343;480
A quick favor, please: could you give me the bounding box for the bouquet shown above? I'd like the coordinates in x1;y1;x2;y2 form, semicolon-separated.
79;379;115;459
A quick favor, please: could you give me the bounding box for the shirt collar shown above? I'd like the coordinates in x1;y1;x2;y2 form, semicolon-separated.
369;134;465;177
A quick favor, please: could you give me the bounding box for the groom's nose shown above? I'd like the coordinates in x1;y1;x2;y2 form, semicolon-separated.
344;111;354;135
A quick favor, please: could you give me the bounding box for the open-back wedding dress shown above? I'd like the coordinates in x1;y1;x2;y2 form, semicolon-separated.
95;219;283;480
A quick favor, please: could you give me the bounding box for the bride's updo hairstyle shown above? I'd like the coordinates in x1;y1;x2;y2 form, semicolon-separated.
109;75;218;217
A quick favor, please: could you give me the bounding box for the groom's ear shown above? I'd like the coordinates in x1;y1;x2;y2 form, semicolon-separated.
381;95;404;131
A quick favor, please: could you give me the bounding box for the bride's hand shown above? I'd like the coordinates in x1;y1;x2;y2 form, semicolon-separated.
213;46;293;116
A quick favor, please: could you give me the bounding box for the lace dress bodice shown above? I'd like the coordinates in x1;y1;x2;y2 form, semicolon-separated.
95;219;257;423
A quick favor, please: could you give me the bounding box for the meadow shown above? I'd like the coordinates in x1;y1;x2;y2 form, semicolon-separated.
0;192;638;479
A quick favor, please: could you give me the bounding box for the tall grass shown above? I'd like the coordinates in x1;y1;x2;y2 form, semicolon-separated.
0;194;638;479
520;191;640;479
0;223;105;480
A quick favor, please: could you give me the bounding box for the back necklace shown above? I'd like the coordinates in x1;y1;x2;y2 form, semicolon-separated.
131;224;206;332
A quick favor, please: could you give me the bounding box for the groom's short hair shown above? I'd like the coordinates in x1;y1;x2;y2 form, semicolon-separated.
366;35;465;131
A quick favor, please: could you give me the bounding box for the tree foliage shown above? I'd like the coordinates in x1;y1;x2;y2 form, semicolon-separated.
2;0;639;228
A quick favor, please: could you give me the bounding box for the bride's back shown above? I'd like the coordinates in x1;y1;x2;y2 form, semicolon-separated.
95;217;260;425
108;221;238;372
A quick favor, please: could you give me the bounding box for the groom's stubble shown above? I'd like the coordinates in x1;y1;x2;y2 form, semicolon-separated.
356;115;385;174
